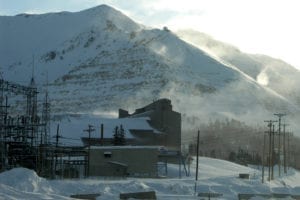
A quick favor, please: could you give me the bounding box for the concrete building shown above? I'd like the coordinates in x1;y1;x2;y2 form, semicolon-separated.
88;146;158;177
119;98;181;151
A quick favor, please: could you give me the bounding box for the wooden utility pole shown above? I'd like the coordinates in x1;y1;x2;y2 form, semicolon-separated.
262;133;266;183
267;121;271;181
283;124;288;174
53;124;61;177
271;124;275;180
55;124;60;148
84;124;95;143
287;132;292;170
264;120;276;181
274;113;286;177
194;130;200;195
84;124;95;177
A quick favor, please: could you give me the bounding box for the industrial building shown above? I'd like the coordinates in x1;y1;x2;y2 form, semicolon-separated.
82;98;182;151
119;98;181;150
88;146;159;177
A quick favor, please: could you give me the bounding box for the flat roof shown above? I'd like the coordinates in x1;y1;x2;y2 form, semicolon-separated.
89;145;160;150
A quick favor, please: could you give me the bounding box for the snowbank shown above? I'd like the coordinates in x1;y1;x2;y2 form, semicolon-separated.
0;157;299;200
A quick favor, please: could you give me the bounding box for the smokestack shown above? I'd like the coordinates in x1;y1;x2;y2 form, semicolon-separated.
100;123;104;145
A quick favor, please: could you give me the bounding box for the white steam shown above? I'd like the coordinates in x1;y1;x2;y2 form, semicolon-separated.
256;68;269;86
92;111;118;118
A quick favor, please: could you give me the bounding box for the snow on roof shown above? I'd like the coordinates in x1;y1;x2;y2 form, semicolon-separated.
129;110;154;118
90;145;160;150
50;114;159;146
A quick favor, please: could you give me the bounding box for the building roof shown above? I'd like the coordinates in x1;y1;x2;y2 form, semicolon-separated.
51;114;160;146
132;98;172;115
90;145;160;150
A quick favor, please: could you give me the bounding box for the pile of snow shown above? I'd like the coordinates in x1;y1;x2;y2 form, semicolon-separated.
0;157;299;199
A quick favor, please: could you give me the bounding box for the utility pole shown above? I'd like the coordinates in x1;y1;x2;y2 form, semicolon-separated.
264;120;276;181
274;113;286;177
282;124;288;174
84;124;95;177
194;130;200;195
262;133;266;183
287;132;292;170
271;124;275;180
53;124;62;178
84;124;95;143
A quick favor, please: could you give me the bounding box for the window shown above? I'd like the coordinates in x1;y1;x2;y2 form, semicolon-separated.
104;151;112;158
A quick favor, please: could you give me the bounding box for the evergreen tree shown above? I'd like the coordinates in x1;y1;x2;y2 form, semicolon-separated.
112;124;126;145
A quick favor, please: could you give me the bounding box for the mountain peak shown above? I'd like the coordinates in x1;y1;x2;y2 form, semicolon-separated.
81;4;118;14
78;4;142;32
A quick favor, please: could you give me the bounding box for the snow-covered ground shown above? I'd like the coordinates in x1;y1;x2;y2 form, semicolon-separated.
0;157;299;199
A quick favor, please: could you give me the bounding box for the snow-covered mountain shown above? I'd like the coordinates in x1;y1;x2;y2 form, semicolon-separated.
1;5;299;131
176;29;300;108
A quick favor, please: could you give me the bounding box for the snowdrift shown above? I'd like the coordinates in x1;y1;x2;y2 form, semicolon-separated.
0;157;299;199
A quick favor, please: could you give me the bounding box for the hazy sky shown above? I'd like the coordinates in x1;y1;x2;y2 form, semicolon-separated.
1;0;299;70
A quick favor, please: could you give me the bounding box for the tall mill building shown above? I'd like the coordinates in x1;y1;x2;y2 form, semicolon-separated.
119;98;181;151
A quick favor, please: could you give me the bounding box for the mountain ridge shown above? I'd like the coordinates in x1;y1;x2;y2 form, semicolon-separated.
176;29;300;107
1;5;299;132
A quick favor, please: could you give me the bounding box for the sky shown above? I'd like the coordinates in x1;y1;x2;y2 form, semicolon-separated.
1;0;300;70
